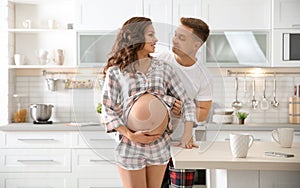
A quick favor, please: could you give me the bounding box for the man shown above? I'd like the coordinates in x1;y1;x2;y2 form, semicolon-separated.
157;17;213;188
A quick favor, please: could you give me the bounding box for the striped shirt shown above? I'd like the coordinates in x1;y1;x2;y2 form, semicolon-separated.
101;58;195;133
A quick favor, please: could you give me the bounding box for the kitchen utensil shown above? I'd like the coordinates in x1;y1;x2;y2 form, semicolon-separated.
251;79;259;109
289;97;300;124
30;104;54;122
232;75;242;110
271;74;279;108
260;75;269;110
46;78;58;91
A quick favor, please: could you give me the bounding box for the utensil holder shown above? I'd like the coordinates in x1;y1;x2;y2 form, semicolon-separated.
289;97;300;124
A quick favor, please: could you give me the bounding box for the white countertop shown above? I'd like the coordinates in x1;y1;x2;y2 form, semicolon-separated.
1;122;299;131
171;141;300;171
0;122;105;131
202;123;300;131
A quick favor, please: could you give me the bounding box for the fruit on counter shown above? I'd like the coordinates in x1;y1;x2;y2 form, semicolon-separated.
14;109;27;123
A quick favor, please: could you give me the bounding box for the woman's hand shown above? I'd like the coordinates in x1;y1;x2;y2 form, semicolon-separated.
129;130;161;144
115;126;161;144
171;99;182;117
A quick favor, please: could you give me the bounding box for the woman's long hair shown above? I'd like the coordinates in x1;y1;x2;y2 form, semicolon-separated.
103;17;152;76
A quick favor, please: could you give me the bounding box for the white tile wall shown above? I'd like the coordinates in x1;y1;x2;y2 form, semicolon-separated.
211;74;300;124
12;76;101;123
11;72;299;124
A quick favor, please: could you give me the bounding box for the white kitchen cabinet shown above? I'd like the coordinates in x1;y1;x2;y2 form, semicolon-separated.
4;131;71;148
143;0;202;48
0;148;71;172
202;0;271;30
75;0;143;30
78;179;122;188
8;0;77;67
260;171;300;188
0;129;121;188
274;0;300;29
3;177;68;188
71;131;117;148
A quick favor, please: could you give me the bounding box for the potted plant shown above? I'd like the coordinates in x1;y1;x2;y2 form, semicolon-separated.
96;102;102;114
236;111;248;124
96;102;104;124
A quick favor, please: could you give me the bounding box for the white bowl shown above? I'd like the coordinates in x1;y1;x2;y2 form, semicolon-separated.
212;114;233;124
214;108;234;115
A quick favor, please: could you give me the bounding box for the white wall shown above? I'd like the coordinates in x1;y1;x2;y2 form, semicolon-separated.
210;68;300;124
11;68;300;124
12;74;101;123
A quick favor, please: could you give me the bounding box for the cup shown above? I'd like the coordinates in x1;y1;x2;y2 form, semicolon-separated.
48;19;57;29
22;19;31;29
14;54;25;65
272;128;294;148
230;133;254;158
36;49;49;65
54;49;64;65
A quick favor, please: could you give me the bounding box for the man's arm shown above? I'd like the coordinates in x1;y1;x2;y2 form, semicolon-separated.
195;100;212;122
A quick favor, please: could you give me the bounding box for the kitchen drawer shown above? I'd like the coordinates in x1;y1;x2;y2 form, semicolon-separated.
206;130;272;142
0;149;71;172
4;132;71;148
72;149;119;178
78;178;122;188
0;132;4;148
3;178;67;188
71;132;117;149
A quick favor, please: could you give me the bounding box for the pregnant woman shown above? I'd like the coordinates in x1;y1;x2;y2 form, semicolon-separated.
101;17;195;188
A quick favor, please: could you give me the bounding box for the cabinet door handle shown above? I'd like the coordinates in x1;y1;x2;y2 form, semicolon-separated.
18;138;56;141
89;138;103;141
18;187;53;188
292;24;300;28
17;159;55;163
89;159;105;162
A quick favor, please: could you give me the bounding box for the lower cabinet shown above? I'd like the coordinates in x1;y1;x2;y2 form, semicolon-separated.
260;171;300;188
1;176;70;188
0;130;122;188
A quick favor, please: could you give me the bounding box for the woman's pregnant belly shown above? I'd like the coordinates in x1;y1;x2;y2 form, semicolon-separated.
127;93;169;135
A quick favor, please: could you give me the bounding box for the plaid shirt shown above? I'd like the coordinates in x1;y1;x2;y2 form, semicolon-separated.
102;58;195;133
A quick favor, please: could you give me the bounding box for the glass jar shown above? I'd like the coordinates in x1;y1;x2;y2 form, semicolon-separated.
13;94;27;123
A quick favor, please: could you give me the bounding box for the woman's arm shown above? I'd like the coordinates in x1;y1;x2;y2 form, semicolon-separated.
115;126;161;144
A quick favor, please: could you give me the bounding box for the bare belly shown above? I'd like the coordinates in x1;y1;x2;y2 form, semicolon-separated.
127;93;169;135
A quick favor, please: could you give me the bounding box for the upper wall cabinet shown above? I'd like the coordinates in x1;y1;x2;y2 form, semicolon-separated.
75;0;143;31
143;0;202;48
8;0;76;67
202;0;271;30
273;0;300;29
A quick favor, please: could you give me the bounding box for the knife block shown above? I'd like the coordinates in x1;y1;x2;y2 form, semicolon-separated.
289;97;300;124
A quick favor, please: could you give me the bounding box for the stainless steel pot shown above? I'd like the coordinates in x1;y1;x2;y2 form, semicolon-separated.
30;104;54;122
